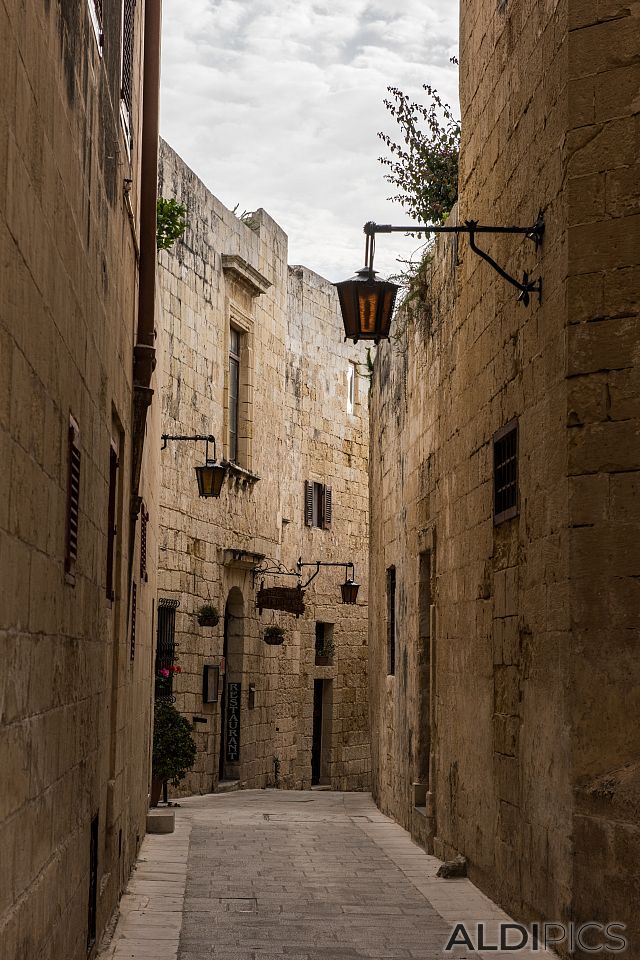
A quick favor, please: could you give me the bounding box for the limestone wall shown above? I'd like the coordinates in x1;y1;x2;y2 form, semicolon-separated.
0;2;160;959
369;0;639;950
157;141;370;795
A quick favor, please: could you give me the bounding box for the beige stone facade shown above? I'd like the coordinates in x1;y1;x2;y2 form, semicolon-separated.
0;2;161;958
369;0;639;954
157;141;370;796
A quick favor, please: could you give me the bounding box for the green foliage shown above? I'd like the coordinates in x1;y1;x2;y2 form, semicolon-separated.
156;197;187;251
152;701;197;787
197;604;220;626
378;83;460;226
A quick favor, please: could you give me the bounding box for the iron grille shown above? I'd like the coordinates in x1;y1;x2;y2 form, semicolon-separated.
140;507;148;581
494;420;519;523
121;0;136;121
87;814;99;950
387;567;396;676
93;0;103;27
155;599;179;702
66;416;81;584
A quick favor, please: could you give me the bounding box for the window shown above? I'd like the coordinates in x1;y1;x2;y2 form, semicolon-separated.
347;362;357;414
229;327;241;463
304;481;332;529
156;599;179;700
87;0;104;50
140;505;148;582
120;0;136;153
130;582;137;661
87;814;99;951
65;415;81;585
106;442;119;600
387;567;396;676
493;420;518;523
315;623;334;664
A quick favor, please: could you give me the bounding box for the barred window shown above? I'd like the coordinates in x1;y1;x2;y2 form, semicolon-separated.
120;0;136;151
65;415;81;585
493;420;518;523
155;599;179;701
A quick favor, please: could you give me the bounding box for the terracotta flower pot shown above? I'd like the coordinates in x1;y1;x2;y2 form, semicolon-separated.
150;778;164;808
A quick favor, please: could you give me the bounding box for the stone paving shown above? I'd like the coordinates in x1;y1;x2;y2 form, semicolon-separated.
99;792;554;960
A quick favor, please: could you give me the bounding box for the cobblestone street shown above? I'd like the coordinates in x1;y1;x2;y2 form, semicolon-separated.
100;792;551;960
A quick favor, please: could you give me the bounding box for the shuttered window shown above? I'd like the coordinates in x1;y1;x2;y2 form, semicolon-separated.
130;581;137;661
304;481;332;529
65;415;81;584
106;443;119;600
229;328;241;463
140;506;148;582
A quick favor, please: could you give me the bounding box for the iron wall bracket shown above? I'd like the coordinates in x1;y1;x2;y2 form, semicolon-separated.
364;210;544;306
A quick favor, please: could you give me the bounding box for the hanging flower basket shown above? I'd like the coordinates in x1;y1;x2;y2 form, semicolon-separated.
197;604;220;627
264;625;285;646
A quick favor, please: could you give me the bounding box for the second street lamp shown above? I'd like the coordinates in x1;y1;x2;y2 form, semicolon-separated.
161;434;227;498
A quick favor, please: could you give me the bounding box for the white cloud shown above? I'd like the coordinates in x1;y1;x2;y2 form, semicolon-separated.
160;0;459;281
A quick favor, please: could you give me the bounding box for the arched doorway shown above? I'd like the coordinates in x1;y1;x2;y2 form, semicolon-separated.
218;587;244;784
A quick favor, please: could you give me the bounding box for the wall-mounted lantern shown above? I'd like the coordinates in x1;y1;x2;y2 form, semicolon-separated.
337;214;544;343
297;558;360;605
161;433;226;498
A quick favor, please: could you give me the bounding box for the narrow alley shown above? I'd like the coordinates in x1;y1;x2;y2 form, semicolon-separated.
101;792;551;960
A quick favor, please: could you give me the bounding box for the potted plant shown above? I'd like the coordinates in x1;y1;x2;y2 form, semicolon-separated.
197;603;220;627
150;701;197;806
315;635;336;666
264;625;285;646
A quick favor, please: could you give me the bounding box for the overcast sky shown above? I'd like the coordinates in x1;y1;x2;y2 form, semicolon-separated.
160;0;459;282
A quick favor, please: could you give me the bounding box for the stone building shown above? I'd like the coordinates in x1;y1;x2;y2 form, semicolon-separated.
156;141;371;796
368;0;639;955
0;2;161;958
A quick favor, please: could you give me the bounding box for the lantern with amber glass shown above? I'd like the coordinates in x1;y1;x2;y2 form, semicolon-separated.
340;576;360;605
336;268;399;344
162;433;227;499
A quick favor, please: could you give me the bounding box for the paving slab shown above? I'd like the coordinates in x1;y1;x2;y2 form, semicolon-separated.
99;791;556;960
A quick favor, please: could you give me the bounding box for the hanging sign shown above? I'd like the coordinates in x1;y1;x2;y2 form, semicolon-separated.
225;682;241;763
256;585;305;617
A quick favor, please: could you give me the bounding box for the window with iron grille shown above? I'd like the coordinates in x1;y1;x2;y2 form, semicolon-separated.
155;599;179;701
493;420;518;523
87;0;104;50
130;582;137;661
87;813;99;950
140;506;148;582
120;0;136;150
304;481;332;529
65;415;81;585
387;567;396;676
106;442;119;600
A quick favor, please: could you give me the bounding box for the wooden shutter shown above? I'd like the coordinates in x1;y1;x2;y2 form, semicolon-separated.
106;442;119;600
130;581;137;661
140;506;148;582
65;415;81;584
323;485;332;529
304;480;313;526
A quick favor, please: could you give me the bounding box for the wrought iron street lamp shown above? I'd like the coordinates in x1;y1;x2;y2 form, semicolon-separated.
337;213;545;343
161;434;227;498
297;559;360;605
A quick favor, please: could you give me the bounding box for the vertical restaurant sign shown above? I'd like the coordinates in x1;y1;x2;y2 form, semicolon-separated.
226;682;241;763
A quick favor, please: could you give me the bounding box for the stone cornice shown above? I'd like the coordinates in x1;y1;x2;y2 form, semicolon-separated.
221;254;271;297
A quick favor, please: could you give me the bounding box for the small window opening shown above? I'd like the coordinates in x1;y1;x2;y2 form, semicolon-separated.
387;566;396;676
493;420;518;523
